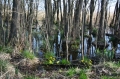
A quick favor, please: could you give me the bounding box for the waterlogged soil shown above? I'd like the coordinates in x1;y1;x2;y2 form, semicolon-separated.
10;54;120;79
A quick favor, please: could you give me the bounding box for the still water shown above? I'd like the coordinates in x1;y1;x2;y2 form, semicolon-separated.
32;27;120;60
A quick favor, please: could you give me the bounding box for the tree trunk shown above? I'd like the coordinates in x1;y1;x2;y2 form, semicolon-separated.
27;0;34;51
72;0;83;40
0;0;3;45
45;0;53;51
98;0;106;41
9;0;20;47
87;0;95;56
5;0;11;45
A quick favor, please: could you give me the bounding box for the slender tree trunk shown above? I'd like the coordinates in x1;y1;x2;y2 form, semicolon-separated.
82;1;85;60
27;0;34;51
45;0;53;51
19;0;26;50
118;0;120;31
0;0;3;45
5;0;11;45
95;0;100;26
87;0;95;56
4;0;7;18
63;0;68;37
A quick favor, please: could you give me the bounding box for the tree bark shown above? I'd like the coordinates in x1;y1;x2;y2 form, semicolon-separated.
0;0;3;44
98;0;106;41
87;0;95;56
27;0;34;51
9;0;20;47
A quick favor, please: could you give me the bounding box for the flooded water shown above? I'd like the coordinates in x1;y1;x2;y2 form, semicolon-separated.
32;27;120;60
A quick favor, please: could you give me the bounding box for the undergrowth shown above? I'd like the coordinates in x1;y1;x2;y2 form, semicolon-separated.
0;60;8;72
0;45;13;54
22;50;35;60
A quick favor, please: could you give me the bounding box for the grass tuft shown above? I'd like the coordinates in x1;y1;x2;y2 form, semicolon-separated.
0;60;8;72
79;69;87;79
66;68;75;77
22;50;35;60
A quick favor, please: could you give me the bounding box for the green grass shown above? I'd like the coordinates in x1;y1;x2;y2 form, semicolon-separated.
0;60;8;72
114;61;120;67
60;59;70;65
0;45;13;54
104;49;114;60
24;75;39;79
101;75;119;79
44;51;55;64
22;50;35;60
79;69;87;79
67;68;75;77
80;56;92;68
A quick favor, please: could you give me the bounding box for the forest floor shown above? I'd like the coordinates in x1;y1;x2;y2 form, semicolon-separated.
0;52;120;79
